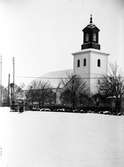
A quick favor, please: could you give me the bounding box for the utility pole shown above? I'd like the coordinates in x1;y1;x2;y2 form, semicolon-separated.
13;57;15;103
8;73;10;106
10;57;16;111
0;56;2;106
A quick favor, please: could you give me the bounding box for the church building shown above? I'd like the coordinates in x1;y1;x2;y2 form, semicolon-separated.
72;15;109;94
41;15;110;104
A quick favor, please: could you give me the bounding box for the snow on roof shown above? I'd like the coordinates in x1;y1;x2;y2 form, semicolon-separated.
39;69;73;89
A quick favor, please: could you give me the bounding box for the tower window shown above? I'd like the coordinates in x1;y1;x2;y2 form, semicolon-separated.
77;59;80;67
85;33;89;42
97;59;101;67
93;33;97;42
98;79;101;84
83;58;86;66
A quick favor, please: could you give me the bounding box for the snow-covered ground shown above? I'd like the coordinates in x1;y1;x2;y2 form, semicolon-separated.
0;107;124;167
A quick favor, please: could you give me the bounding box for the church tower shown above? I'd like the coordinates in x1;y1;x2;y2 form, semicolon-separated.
72;15;109;94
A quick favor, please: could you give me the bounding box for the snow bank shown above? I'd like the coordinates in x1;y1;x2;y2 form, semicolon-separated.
0;108;124;167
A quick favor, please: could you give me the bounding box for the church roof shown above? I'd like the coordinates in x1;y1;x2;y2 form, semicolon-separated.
39;69;73;89
84;24;99;30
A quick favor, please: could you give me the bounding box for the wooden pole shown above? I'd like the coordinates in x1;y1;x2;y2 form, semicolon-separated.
8;73;10;106
13;57;15;103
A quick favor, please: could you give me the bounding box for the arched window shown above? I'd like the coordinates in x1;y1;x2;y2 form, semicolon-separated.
97;59;101;67
77;59;80;67
93;33;97;42
83;58;86;66
98;79;101;84
85;33;89;42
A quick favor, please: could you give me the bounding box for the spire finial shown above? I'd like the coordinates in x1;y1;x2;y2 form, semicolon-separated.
90;14;93;24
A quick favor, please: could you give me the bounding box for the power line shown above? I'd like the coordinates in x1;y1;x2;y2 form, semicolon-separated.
15;75;124;80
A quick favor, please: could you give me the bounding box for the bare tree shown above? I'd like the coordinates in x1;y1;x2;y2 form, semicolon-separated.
26;80;55;108
98;64;124;114
60;74;88;109
2;84;25;106
0;85;8;106
14;83;25;100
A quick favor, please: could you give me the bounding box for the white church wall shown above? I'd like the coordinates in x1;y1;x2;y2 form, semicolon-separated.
89;50;109;93
73;49;109;94
73;51;91;91
73;51;90;77
90;50;109;76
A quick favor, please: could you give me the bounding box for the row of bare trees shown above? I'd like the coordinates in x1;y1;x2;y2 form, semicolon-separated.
60;64;124;114
25;80;56;107
98;64;124;114
60;74;89;109
24;65;124;114
1;64;124;114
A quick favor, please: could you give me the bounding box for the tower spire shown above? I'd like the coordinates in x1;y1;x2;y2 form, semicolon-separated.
90;14;93;24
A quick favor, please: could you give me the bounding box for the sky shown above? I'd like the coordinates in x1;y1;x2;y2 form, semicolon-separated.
0;0;124;86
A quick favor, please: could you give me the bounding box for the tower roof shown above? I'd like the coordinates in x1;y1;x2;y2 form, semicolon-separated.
83;15;100;32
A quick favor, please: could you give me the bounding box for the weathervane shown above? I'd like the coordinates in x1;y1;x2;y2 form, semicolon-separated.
90;14;93;24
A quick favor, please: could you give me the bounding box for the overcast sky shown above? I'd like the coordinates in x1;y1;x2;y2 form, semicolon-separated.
0;0;124;86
